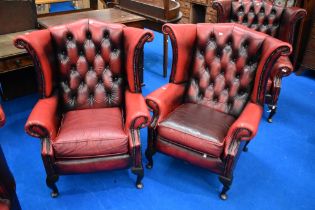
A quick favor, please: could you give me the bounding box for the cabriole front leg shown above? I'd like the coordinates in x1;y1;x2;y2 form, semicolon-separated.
267;105;277;123
219;176;233;200
46;174;59;198
41;138;59;198
129;128;145;189
268;76;281;123
131;166;144;189
220;140;245;200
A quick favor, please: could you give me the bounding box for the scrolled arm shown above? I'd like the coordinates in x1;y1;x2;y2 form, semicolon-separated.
0;105;5;128
123;27;154;93
124;90;150;132
146;83;186;128
124;90;150;167
212;0;233;23
25;95;59;140
224;102;263;157
270;56;293;79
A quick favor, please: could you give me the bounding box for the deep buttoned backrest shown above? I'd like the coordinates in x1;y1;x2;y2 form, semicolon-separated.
186;24;266;117
230;0;284;38
49;19;125;111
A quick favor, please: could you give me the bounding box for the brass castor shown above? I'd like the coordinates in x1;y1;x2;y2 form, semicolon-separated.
219;176;232;201
268;118;273;123
136;182;143;189
146;163;153;169
51;191;59;198
220;193;228;200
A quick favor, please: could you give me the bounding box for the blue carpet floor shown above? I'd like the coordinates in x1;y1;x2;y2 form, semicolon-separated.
50;2;76;13
1;30;315;210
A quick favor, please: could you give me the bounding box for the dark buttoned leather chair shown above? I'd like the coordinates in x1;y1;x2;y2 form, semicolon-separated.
0;106;21;210
212;0;306;122
145;23;292;200
14;19;153;197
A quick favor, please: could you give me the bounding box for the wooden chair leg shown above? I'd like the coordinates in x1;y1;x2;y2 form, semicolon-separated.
145;127;155;169
243;141;250;152
268;105;277;123
219;176;233;200
131;166;144;189
46;174;59;198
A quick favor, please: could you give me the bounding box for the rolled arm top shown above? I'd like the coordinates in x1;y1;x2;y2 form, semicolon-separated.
146;83;186;128
25;95;59;140
224;102;263;156
124;90;150;132
270;55;293;79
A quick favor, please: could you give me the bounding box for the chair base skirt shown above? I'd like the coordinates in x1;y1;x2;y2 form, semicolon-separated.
42;154;144;198
156;137;224;175
54;154;131;175
146;133;247;200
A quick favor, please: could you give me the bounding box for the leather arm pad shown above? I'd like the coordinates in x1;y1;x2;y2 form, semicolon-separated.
123;27;154;93
124;90;148;167
0;105;5;128
224;103;262;156
25;95;59;140
212;0;233;23
146;83;186;128
270;56;293;79
124;90;150;132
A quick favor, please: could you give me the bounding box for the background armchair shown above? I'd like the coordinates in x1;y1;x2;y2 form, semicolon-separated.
212;0;306;122
145;23;291;200
0;105;21;210
14;19;153;197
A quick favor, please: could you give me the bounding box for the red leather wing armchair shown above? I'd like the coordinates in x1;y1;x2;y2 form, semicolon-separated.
0;106;21;210
212;0;306;122
145;23;292;200
14;19;153;197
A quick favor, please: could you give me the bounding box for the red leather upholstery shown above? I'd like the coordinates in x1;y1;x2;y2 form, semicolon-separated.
25;95;59;140
213;0;306;46
158;103;235;157
53;108;128;159
14;19;153;195
228;1;284;36
212;0;306;122
146;83;186;127
0;106;5;128
0;203;9;210
51;20;124;111
146;23;291;199
186;23;265;117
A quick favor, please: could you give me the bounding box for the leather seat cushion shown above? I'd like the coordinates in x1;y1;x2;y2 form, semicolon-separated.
158;103;235;157
53;108;128;159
